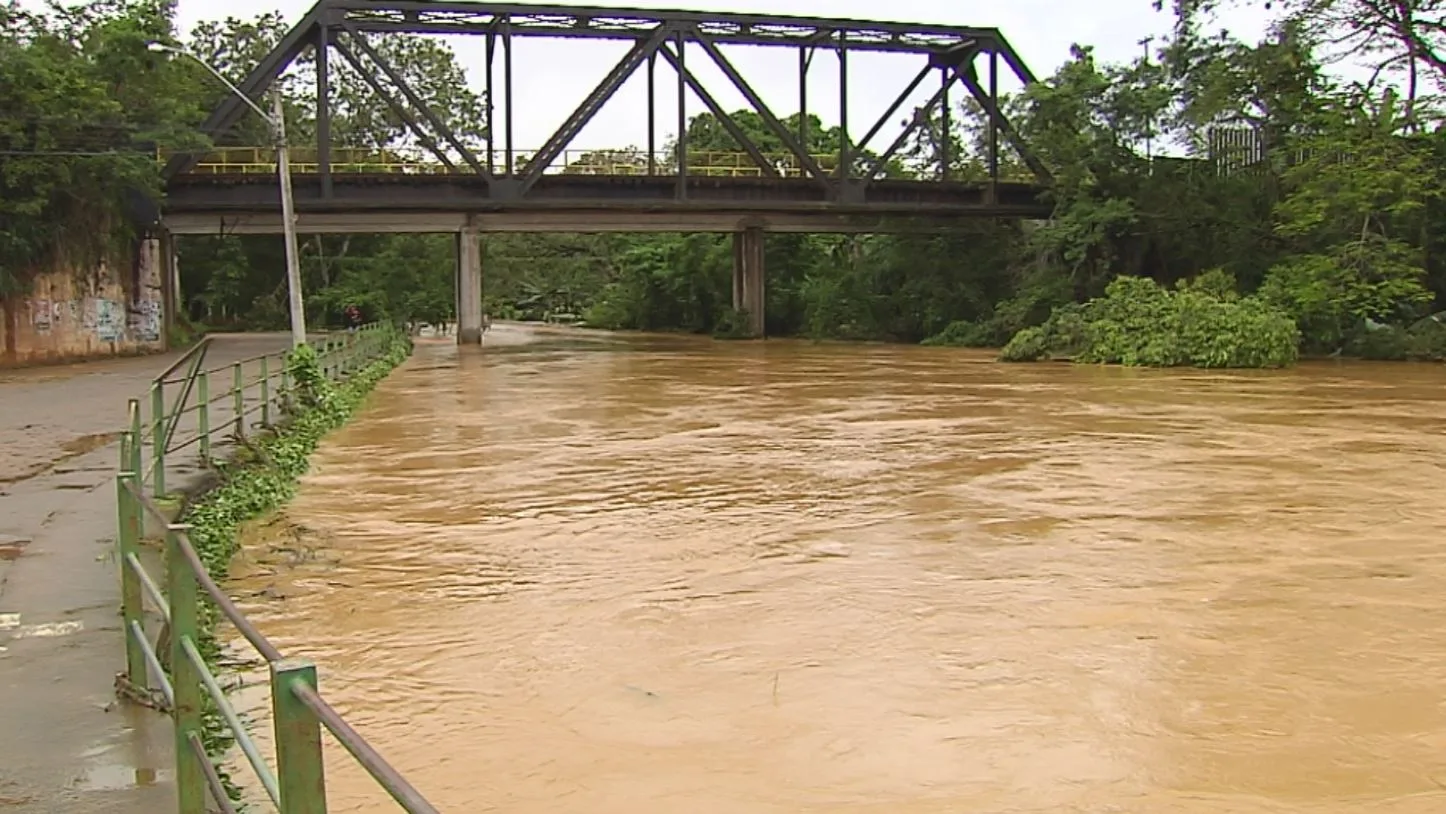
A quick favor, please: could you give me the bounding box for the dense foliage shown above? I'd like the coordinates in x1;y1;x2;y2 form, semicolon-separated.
1001;274;1300;367
7;1;1446;365
180;327;410;785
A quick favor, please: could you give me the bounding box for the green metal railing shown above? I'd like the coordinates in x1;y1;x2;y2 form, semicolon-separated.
115;323;439;813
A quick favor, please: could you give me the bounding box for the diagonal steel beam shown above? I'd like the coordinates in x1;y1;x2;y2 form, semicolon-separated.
688;27;826;187
330;39;460;171
340;23;492;180
656;42;779;179
860;65;962;187
518;25;672;195
853;63;933;155
163;8;322;179
958;65;1052;183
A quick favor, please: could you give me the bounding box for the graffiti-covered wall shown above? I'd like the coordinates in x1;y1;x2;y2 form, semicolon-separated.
0;239;167;367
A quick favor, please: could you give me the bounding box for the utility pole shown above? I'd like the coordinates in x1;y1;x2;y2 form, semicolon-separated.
148;43;308;348
271;90;307;349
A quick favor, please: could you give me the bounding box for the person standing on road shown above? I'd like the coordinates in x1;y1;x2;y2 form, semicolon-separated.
344;304;362;332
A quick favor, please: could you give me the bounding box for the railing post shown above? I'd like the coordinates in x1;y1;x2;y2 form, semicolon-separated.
271;659;328;814
280;363;291;415
166;525;206;813
233;362;244;438
116;468;147;691
260;356;272;427
129;399;143;478
197;371;210;461
150;382;166;497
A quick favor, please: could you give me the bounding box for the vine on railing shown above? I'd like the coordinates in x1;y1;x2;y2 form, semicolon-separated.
115;323;439;813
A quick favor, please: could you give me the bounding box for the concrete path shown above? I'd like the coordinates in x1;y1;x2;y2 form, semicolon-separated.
0;333;292;814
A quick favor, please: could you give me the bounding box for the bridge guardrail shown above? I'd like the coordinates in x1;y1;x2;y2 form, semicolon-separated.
163;146;849;178
163;146;1043;184
116;322;440;813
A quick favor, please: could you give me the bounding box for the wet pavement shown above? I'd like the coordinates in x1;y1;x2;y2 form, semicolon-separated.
0;334;291;814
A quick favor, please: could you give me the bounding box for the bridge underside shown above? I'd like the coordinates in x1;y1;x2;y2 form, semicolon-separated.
163;175;1051;234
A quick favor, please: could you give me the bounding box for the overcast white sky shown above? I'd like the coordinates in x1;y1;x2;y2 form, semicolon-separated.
178;1;1271;156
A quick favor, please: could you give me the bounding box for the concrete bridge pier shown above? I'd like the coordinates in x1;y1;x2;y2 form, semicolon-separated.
732;227;766;338
456;226;484;344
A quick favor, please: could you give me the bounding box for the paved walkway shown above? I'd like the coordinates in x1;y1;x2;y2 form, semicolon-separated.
0;333;292;813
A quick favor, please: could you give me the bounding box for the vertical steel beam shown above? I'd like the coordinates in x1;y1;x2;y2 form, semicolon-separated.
485;30;495;174
504;19;515;176
648;51;657;175
941;66;951;181
798;47;809;158
315;23;332;198
988;48;999;184
838;31;849;181
675;27;687;199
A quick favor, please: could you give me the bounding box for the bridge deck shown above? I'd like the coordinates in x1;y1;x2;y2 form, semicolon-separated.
164;173;1052;234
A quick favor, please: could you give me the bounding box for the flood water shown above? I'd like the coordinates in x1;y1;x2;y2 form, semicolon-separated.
230;323;1446;813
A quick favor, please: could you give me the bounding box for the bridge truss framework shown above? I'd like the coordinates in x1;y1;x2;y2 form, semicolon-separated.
165;0;1052;206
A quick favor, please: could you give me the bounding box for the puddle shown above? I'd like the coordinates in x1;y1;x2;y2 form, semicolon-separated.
11;620;84;638
61;432;120;456
0;432;120;487
75;763;165;791
0;535;29;561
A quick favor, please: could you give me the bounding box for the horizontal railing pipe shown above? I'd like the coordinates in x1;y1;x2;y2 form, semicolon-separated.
129;620;175;707
181;638;283;807
188;732;241;814
290;681;442;814
125;552;170;622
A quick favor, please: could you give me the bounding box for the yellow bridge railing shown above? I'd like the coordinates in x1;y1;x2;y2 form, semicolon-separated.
166;146;852;178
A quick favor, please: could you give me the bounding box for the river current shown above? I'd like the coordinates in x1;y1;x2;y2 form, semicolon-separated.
230;323;1446;813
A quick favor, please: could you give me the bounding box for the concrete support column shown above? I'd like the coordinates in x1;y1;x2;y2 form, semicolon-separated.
456;227;484;345
731;226;766;338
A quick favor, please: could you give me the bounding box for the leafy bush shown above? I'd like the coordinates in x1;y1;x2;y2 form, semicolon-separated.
921;320;992;347
177;329;411;793
1001;275;1300;368
1346;317;1446;361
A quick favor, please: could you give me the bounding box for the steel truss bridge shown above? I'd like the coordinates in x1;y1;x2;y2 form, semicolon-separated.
162;0;1054;235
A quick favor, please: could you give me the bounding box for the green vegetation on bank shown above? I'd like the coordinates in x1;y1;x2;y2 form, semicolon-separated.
6;1;1446;366
179;328;411;790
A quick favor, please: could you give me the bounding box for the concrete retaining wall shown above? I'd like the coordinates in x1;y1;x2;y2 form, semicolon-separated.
0;239;167;367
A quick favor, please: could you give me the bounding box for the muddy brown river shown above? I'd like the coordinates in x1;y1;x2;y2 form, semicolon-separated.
230;323;1446;813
